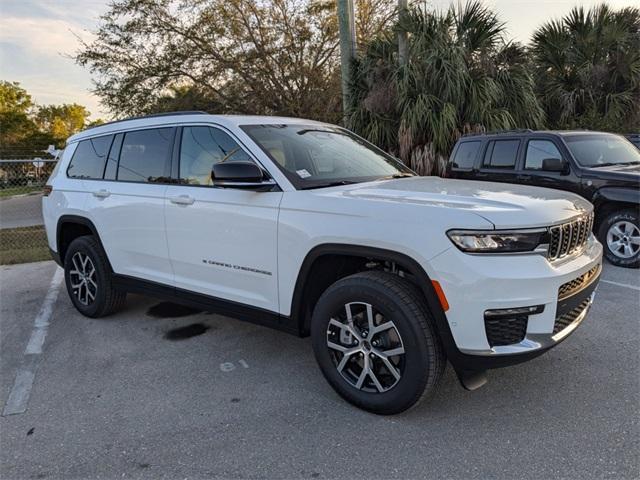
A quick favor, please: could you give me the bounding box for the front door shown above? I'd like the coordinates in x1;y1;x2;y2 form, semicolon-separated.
516;138;581;195
164;125;282;313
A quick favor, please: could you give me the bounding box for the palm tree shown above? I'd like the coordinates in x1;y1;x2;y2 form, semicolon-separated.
532;4;640;132
347;1;544;175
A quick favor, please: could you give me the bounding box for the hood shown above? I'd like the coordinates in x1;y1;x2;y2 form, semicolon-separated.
318;177;592;229
583;163;640;184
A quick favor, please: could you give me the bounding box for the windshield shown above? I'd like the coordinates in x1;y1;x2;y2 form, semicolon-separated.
564;134;640;167
240;124;413;189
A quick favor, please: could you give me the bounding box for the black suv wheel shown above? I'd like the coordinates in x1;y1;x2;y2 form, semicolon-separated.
598;209;640;268
311;271;445;414
63;236;127;317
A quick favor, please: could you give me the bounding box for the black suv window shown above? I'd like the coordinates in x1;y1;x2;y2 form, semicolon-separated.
452;141;481;169
67;135;113;179
483;140;519;169
179;126;252;185
117;128;173;183
525;140;563;170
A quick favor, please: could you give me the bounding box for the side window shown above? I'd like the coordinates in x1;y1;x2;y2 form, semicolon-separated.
179;126;252;185
452;141;481;169
483;140;520;169
525;140;563;170
117;128;173;183
104;133;123;180
67;135;113;179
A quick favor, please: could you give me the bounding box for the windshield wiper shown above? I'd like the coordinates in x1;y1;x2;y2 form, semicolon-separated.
300;180;358;190
379;173;415;179
589;162;640;168
297;128;346;136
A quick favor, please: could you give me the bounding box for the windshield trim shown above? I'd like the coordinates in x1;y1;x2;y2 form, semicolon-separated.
239;123;414;190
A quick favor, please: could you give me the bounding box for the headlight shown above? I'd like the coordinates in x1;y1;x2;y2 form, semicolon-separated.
446;229;548;253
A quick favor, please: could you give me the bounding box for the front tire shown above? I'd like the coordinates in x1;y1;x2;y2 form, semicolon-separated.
311;271;445;414
63;236;126;317
598;209;640;268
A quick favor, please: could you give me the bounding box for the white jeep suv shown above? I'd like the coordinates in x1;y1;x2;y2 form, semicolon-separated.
43;112;603;414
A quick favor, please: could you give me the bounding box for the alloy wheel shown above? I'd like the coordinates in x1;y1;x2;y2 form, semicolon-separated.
326;302;405;393
607;221;640;259
69;252;98;305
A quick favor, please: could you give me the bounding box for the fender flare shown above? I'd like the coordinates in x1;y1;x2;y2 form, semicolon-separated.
592;187;640;208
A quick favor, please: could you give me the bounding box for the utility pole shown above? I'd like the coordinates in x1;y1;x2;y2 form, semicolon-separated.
337;0;356;121
398;0;408;67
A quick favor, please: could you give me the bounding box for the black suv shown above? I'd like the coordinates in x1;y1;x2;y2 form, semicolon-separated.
447;130;640;268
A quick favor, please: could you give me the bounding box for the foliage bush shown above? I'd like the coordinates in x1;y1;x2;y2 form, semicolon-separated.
347;1;545;175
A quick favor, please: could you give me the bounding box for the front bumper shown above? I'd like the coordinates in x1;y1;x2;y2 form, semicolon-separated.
428;234;602;369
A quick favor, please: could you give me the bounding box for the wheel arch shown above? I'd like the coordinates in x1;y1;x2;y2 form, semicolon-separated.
289;244;459;355
592;188;640;230
56;215;112;270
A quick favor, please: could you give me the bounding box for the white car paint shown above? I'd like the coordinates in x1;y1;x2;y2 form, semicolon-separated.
44;113;603;356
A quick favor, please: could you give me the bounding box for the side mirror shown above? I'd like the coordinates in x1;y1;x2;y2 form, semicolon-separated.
211;162;276;190
541;158;569;174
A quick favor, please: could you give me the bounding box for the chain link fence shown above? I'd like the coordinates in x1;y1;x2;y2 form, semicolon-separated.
0;158;58;264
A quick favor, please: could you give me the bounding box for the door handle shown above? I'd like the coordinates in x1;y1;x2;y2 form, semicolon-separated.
93;189;111;198
169;195;195;205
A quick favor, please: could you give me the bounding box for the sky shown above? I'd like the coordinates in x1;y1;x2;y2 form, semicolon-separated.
1;0;638;120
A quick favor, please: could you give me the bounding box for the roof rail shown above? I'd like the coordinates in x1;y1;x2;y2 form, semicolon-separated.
84;110;209;131
486;128;534;135
462;128;536;137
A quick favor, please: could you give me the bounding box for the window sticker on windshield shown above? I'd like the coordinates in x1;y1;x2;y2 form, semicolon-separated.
296;169;311;178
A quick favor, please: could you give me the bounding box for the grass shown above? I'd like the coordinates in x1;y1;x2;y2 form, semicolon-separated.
0;185;43;198
0;225;51;265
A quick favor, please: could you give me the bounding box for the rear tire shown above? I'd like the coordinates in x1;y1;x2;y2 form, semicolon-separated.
598;209;640;268
311;271;445;414
63;236;126;317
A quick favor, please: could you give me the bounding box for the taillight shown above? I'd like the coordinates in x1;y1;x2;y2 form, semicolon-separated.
43;185;53;196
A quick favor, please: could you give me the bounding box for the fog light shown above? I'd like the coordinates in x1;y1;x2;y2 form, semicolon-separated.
484;305;545;347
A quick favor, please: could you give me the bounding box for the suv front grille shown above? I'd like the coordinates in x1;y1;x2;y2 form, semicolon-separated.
558;264;601;300
485;316;528;347
548;213;594;261
553;298;591;335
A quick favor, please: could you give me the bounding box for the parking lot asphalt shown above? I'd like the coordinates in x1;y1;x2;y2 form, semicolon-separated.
1;260;638;480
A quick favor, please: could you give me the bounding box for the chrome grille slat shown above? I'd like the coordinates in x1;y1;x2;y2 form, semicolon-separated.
547;213;593;261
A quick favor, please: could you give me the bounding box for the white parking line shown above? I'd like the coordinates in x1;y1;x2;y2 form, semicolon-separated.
2;267;63;416
600;279;640;291
25;268;64;354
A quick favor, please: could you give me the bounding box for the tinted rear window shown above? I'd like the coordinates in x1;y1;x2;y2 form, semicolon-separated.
483;140;519;169
117;128;173;183
67;135;113;179
451;141;480;169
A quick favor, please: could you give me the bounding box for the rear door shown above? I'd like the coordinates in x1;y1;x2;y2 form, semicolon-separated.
473;138;522;185
517;137;582;195
164;125;282;312
83;127;175;286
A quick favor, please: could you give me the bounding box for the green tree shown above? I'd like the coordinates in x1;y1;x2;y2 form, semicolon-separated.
0;81;37;146
348;1;544;175
532;4;640;132
0;81;93;156
35;104;91;144
76;0;396;122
